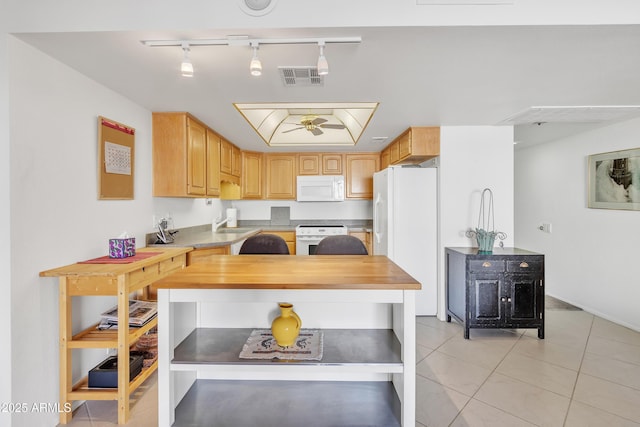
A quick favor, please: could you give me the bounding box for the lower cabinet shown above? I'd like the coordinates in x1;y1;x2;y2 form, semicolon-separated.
187;245;230;264
262;230;295;255
445;247;544;339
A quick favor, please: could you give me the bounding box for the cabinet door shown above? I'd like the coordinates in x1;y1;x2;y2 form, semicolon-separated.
242;151;263;199
397;130;412;160
206;130;221;196
299;154;320;175
231;145;241;177
345;154;380;199
507;274;541;323
470;275;503;322
220;139;233;175
187;118;207;196
322;154;343;175
265;154;297;199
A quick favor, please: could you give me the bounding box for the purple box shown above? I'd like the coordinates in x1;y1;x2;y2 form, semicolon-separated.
109;237;136;258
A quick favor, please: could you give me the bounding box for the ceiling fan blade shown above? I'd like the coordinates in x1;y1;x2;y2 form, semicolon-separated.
311;117;327;126
283;127;304;133
310;128;324;136
319;124;346;129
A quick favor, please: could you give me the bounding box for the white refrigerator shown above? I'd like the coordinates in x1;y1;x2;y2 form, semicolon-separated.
373;167;438;315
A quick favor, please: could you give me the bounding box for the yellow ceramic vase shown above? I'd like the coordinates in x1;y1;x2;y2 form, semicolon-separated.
271;303;302;347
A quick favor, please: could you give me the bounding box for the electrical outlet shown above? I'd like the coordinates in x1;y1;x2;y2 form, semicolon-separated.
538;223;552;233
205;198;213;206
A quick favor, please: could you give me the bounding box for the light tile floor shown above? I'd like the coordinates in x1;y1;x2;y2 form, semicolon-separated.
60;298;640;426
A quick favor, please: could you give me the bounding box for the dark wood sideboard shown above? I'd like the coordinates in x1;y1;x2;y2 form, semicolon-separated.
445;247;545;339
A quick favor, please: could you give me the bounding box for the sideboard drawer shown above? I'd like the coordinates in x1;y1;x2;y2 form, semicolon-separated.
507;260;543;273
468;260;505;272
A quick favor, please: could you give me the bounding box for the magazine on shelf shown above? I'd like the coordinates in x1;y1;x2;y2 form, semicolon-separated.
97;300;157;329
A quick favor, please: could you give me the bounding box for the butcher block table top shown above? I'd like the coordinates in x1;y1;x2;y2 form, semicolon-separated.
153;255;421;290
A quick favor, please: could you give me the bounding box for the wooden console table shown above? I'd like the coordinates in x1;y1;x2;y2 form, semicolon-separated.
40;247;191;424
153;255;421;427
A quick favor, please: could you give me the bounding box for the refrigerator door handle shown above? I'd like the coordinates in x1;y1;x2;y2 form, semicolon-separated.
373;193;382;243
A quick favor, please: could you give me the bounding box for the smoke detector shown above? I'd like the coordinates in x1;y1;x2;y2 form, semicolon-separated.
238;0;278;16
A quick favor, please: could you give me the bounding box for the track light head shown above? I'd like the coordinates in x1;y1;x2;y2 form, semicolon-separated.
317;42;328;76
249;42;262;77
181;43;194;77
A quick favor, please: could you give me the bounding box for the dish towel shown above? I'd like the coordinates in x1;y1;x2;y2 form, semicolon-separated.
239;329;323;361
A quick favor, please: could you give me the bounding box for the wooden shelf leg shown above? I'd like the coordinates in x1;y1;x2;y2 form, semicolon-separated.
117;275;131;424
59;277;73;424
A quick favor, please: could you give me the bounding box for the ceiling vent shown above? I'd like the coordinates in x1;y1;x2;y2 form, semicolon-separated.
278;67;324;87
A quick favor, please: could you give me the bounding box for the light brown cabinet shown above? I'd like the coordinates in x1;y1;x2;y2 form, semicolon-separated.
153;112;216;197
298;153;344;176
345;153;380;199
265;154;298;199
187;245;230;264
242;151;264;199
220;138;241;185
298;154;320;175
384;127;440;166
206;129;221;197
349;230;372;255
322;154;343;175
264;230;296;255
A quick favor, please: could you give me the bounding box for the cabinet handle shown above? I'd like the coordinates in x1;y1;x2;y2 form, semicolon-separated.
519;262;529;268
501;297;506;302
507;297;512;302
482;261;492;268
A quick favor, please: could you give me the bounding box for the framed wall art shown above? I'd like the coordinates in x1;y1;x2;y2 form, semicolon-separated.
588;147;639;210
98;116;135;200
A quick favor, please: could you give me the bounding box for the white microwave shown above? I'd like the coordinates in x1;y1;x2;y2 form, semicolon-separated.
296;175;345;202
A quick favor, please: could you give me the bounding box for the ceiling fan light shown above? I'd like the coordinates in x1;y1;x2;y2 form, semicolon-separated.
249;44;262;76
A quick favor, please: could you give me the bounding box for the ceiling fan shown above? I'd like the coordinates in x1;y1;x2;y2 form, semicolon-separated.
283;114;346;136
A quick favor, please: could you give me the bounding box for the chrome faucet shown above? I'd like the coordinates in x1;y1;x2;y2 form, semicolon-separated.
213;216;228;232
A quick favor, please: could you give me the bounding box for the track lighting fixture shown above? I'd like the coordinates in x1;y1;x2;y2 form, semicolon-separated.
180;43;194;77
249;43;262;76
141;36;361;78
317;42;329;76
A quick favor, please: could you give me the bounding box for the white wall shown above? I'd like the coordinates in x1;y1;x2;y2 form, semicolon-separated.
8;38;211;426
515;118;640;331
438;126;515;320
0;32;14;427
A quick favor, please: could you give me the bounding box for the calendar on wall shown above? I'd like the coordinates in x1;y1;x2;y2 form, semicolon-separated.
98;116;135;199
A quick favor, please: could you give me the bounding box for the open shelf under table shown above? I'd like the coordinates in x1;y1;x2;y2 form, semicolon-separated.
172;328;403;367
173;379;401;427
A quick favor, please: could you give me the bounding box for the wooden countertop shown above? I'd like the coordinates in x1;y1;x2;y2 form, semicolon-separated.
153;255;421;290
39;247;192;277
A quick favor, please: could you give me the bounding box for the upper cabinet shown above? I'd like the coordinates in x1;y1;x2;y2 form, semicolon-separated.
241;151;264;199
383;127;440;166
206;129;221;197
345;153;380;199
220;138;241;185
298;153;343;176
265;154;298;199
153;112;217;197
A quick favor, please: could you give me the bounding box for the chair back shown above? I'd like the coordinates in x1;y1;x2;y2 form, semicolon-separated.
314;235;368;255
239;234;290;255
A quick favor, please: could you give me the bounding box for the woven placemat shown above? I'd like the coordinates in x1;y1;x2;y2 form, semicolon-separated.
239;329;323;361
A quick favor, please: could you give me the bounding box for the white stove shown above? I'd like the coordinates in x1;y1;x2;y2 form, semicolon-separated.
295;225;348;255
